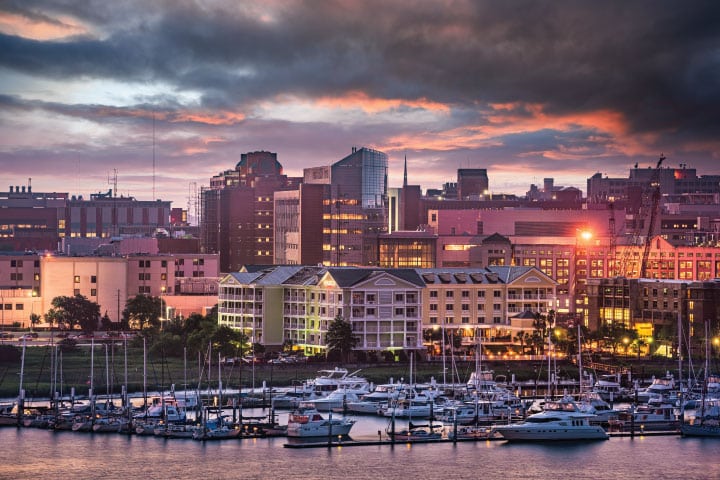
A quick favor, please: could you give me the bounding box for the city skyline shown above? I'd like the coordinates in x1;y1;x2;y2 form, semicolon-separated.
2;1;720;208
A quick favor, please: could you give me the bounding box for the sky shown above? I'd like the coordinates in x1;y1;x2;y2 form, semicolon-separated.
1;0;719;218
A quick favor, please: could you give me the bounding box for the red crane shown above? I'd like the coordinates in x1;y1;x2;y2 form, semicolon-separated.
639;155;665;278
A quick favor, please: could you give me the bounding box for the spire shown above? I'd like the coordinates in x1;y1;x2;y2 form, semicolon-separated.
403;154;408;187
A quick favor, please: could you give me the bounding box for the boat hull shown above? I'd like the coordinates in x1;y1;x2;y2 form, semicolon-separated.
681;423;720;438
493;425;609;441
286;421;354;437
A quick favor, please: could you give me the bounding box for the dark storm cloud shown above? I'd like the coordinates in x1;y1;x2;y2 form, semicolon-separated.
1;0;719;204
3;0;718;141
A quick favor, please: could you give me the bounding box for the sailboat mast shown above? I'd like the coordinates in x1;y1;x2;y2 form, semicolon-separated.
677;311;683;392
577;324;583;393
143;337;147;412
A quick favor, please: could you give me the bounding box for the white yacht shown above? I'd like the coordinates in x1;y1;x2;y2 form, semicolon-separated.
286;404;355;437
492;397;609;441
309;386;369;412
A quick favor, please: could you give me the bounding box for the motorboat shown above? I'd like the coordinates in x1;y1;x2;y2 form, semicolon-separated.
309;368;370;397
193;417;241;440
636;373;676;404
447;425;495;440
574;391;621;425
610;402;679;431
492;397;609;441
438;401;500;425
681;398;720;438
592;375;630;402
286;404;355;438
387;426;442;441
133;396;186;423
309;385;370;412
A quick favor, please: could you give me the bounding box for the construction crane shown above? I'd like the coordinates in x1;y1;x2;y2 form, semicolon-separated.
639;154;665;278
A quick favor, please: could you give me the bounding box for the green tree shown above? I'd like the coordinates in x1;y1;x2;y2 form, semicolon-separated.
48;294;100;333
325;314;358;362
210;325;247;358
123;294;162;331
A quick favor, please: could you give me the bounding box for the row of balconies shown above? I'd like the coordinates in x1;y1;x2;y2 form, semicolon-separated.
219;307;262;315
506;293;551;300
222;294;263;301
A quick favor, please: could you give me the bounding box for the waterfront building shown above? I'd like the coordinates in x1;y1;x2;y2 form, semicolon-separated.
0;251;218;327
586;277;720;355
218;265;424;356
218;265;553;357
418;267;556;356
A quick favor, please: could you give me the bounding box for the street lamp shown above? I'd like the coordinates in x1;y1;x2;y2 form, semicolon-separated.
159;286;166;330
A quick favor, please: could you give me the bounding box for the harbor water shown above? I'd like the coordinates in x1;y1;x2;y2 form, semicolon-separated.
1;409;718;480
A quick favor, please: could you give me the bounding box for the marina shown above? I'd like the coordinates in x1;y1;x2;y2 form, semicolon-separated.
0;418;717;480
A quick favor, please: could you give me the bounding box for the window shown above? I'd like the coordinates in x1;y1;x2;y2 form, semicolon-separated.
446;291;454;298
161;260;167;268
10;273;22;281
161;273;167;281
74;289;80;295
429;290;438;298
176;271;184;277
493;290;501;298
74;275;80;283
461;317;469;324
477;291;485;298
429;304;438;311
91;289;97;297
446;304;454;311
15;304;23;311
461;290;470;298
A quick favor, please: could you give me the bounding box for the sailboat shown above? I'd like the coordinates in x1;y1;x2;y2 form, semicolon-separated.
681;320;720;438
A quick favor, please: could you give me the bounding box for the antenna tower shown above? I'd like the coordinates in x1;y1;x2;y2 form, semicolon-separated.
108;169;118;197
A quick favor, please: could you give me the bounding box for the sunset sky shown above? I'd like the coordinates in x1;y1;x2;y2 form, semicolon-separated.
1;1;719;214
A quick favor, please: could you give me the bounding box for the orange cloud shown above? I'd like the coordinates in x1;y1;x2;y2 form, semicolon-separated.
313;91;451;114
0;12;89;40
170;111;246;126
383;102;656;158
87;106;244;126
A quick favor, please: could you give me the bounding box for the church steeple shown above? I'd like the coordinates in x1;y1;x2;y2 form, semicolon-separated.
403;154;408;187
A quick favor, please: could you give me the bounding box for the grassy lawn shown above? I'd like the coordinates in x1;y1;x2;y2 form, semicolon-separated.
0;343;677;400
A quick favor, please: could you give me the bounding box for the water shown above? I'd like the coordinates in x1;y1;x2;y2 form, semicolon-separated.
1;411;718;480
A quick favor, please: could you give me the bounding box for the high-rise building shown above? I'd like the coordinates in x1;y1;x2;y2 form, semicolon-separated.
201;151;301;273
457;168;489;199
305;147;388;266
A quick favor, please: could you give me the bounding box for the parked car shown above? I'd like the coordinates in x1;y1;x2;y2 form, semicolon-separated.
0;332;14;339
55;332;70;339
18;332;39;342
